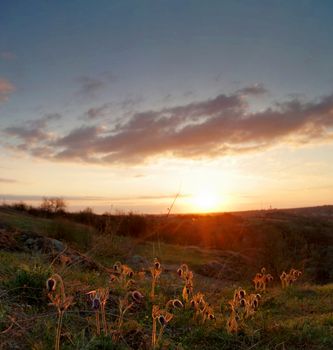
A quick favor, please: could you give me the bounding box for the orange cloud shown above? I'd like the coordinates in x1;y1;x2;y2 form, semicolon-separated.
4;87;333;165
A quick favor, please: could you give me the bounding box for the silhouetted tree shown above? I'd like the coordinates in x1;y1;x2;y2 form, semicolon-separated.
40;197;66;214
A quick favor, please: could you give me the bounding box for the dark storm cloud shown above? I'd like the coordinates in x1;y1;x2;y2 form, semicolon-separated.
4;88;333;165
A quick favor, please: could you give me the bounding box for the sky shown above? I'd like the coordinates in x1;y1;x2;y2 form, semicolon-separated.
1;0;333;214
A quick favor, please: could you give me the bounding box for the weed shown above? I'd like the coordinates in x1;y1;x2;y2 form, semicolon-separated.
3;263;50;304
47;274;73;350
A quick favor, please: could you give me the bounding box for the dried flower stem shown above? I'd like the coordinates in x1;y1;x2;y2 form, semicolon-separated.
101;303;108;335
156;325;166;347
151;279;156;301
152;316;157;348
47;274;73;350
55;310;64;350
95;310;100;335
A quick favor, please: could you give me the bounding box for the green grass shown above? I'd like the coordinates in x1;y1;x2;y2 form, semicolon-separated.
0;208;95;251
1;210;333;349
1;249;332;349
0;208;54;232
136;241;222;266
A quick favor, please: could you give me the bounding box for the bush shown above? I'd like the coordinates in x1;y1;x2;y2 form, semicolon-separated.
49;218;93;251
10;201;30;212
3;263;50;304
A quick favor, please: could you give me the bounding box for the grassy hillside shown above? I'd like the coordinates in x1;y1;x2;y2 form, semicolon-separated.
0;208;333;349
3;204;333;283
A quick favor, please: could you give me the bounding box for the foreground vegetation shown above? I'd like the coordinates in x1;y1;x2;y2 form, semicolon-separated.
0;206;332;349
3;201;333;284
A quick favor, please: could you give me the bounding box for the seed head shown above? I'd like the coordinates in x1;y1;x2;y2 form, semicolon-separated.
92;297;100;310
110;274;118;282
266;274;273;282
173;299;183;309
181;263;189;272
131;290;144;303
46;278;56;292
113;261;122;272
158;315;166;326
154;258;161;270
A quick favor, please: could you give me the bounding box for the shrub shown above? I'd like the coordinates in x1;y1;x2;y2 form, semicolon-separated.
40;197;67;215
3;263;50;304
10;201;30;212
49;218;93;251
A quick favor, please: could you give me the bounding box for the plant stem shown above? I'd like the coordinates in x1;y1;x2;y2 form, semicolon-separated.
152;318;156;349
55;310;64;350
101;305;108;335
156;325;166;348
151;279;155;300
95;311;100;335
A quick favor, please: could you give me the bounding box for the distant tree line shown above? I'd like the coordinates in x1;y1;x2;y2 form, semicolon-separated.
7;197;66;217
2;200;333;284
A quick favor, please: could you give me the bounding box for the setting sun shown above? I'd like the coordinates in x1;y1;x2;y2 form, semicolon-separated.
192;188;220;212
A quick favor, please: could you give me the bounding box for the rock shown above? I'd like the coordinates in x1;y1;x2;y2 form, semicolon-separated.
197;260;225;279
25;238;35;247
126;254;148;268
0;228;19;251
0;226;108;272
50;238;65;252
196;251;252;280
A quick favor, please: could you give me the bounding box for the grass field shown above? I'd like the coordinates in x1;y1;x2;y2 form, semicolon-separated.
0;208;332;349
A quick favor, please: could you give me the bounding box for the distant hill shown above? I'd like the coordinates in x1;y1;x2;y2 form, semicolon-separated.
231;205;333;219
1;203;333;284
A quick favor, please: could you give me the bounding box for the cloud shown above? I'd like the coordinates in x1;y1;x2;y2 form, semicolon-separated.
51;125;103;162
5;87;333;165
85;96;143;120
0;178;18;184
4;126;48;143
119;95;144;112
86;103;112;119
236;83;268;96
76;73;115;99
0;78;15;102
0;193;189;202
77;76;105;98
3;113;62;143
0;51;16;61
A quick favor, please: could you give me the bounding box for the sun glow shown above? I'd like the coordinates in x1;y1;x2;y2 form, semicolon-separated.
192;188;221;213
